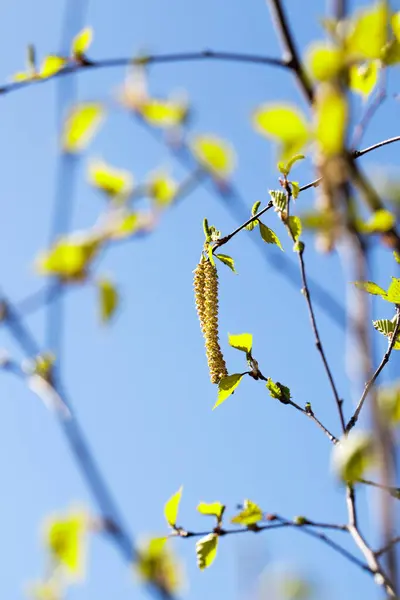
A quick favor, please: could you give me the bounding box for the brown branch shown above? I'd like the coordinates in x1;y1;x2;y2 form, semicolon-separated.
266;0;314;103
346;306;400;433
212;201;273;252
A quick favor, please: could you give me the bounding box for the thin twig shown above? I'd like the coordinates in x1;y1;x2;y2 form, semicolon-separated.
212;201;274;251
346;307;400;432
376;536;400;558
359;478;400;499
351;69;387;150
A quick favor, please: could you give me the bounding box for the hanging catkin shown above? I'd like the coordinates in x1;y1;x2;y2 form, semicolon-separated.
194;257;227;384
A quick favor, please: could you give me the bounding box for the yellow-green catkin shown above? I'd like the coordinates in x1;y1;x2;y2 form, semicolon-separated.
194;257;227;384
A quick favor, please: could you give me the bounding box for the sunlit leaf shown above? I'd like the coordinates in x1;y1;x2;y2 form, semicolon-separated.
315;85;347;156
88;159;133;199
349;61;379;98
353;281;387;297
361;209;396;233
269;190;287;212
392;12;400;42
386;278;400;303
332;431;375;483
231;499;263;525
394;250;400;264
253;104;309;162
287;216;302;242
164;486;183;528
291;181;300;199
36;234;100;280
105;210;154;240
307;43;344;81
191;135;236;178
12;71;36;82
378;384;400;423
196;533;218;570
40;55;67;79
197;502;225;521
215;253;236;273
382;39;400;65
98;278;118;323
72;27;93;58
228;333;252;354
45;510;87;578
300;209;336;231
148;171;178;206
61;103;105;153
259;222;283;250
252;200;262;216
373;318;397;337
266;378;291;404
346;1;388;60
214;373;244;409
278;154;305;177
139;98;188;128
136;537;183;594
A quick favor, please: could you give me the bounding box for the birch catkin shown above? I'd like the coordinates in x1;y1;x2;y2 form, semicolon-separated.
194;257;227;384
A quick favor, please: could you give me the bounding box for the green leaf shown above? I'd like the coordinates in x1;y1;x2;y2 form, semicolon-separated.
231;499;263;525
214;374;244;409
253;104;309;162
139;98;188;128
106;211;153;240
392;11;400;42
207;245;215;267
45;510;87;578
382;39;400;65
300;209;336;231
191;135;235;178
215;254;236;273
259;222;283;251
228;333;252;354
98;279;118;323
148;171;177;206
197;502;225;522
269;190;287;212
278;154;305;177
28;580;62;600
40;55;67;79
373;318;396;337
136;537;182;594
378;384;400;424
346;1;388;60
291;181;300;199
307;43;344;81
196;533;218;570
361;209;396;233
332;431;375;483
349;61;379;98
164;486;183;528
36;235;100;280
251;200;261;216
246;219;259;231
315;85;347;157
88;159;133;199
72;27;93;58
394;250;400;264
287;216;302;242
386;278;400;303
266;378;291;404
353;281;387;297
61;103;105;153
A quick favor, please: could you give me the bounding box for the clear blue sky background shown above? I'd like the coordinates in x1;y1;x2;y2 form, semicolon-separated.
0;0;399;599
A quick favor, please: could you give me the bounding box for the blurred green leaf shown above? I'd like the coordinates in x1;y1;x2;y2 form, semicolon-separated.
287;216;302;242
139;98;188;128
148;171;177;206
88;159;133;199
346;1;388;60
332;431;375;483
361;209;396;233
254;104;309;162
386;278;400;303
98;278;119;323
349;61;379;98
191;135;235;178
36;234;100;280
40;55;67;79
307;43;344;81
315;85;347;156
378;384;400;424
61;103;105;153
196;533;218;570
231;499;263;525
136;537;183;594
72;27;93;58
45;509;87;579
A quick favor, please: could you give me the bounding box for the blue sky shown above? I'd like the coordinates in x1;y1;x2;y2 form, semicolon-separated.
0;0;399;599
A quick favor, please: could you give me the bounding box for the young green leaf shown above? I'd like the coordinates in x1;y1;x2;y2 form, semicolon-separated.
349;62;379;98
251;200;261;216
346;1;388;60
105;211;153;240
98;279;119;323
353;281;387;297
228;333;252;354
191;135;236;178
72;27;93;59
291;181;300;199
253;104;309;162
386;278;400;303
136;537;182;594
36;235;100;280
164;486;183;528
278;154;305;177
148;171;177;206
315;85;347;157
61;103;105;153
196;533;218;570
197;502;225;522
266;378;291;404
215;254;236;273
207;245;215;267
306;43;344;82
88;159;133;199
231;499;263;525
373;318;397;338
332;431;375;483
45;510;87;579
392;12;400;42
378;384;400;424
362;209;396;233
259;222;283;251
269;190;287;212
139;98;188;128
287;216;302;242
394;250;400;264
214;374;244;409
40;55;67;79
